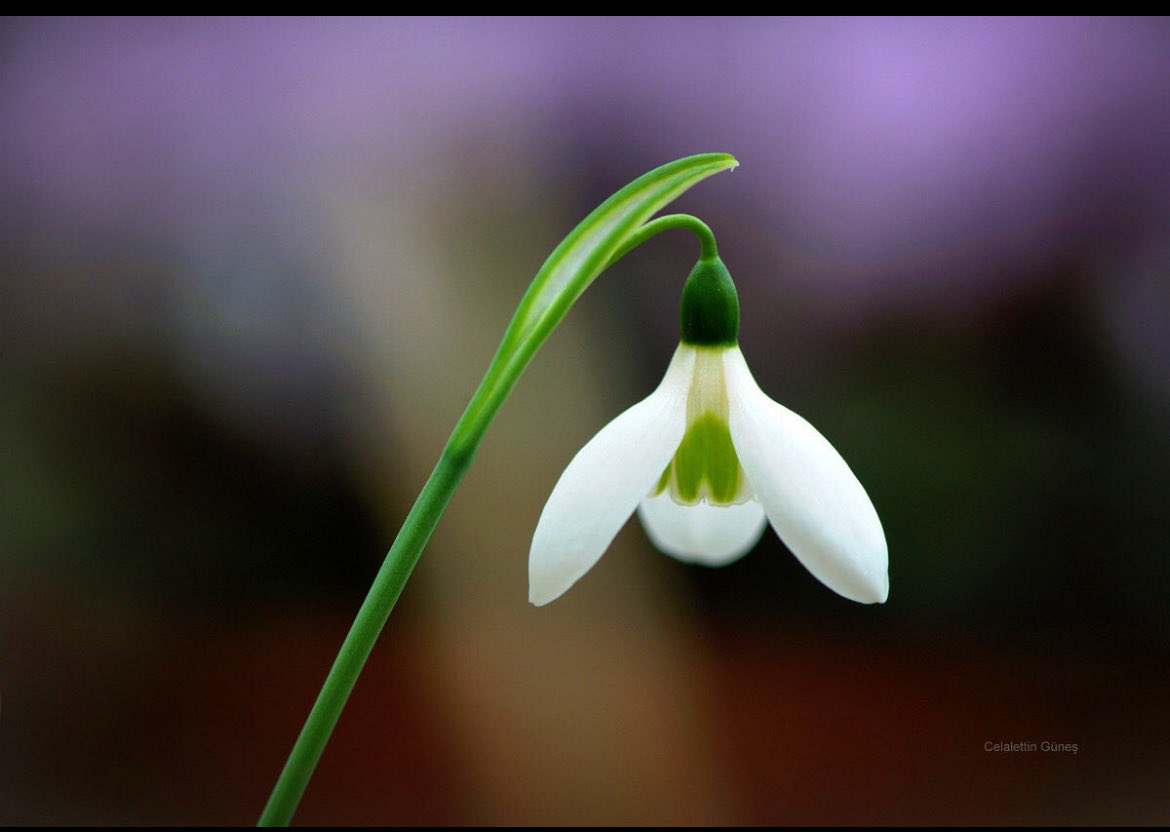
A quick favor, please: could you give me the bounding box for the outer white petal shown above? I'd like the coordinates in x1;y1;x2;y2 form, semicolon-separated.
529;346;695;605
723;349;889;604
637;494;767;567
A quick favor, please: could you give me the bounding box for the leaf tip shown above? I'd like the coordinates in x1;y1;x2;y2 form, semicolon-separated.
711;152;739;172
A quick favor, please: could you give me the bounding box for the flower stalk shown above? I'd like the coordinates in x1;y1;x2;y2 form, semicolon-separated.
258;153;738;826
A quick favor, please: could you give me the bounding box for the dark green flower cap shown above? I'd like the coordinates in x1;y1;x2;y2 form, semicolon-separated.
680;255;739;347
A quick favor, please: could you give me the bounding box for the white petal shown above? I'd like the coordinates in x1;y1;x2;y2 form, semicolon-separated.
724;348;889;603
637;494;767;566
529;346;695;605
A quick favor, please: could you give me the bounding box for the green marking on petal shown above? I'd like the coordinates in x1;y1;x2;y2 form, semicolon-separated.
654;464;671;496
657;411;747;506
677;412;740;503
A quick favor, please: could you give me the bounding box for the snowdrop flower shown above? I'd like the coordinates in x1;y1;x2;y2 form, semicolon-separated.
529;255;888;606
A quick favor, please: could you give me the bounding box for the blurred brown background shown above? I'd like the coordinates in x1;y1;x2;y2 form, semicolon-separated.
2;17;1169;824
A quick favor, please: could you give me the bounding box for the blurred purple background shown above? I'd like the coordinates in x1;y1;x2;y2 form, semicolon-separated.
2;17;1169;824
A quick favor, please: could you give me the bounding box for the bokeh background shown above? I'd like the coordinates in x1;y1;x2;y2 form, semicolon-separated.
3;17;1170;824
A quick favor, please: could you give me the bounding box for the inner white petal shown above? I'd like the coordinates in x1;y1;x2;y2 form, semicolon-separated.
654;346;753;507
637;492;767;567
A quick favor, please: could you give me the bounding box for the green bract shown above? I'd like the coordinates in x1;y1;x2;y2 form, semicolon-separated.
453;153;739;453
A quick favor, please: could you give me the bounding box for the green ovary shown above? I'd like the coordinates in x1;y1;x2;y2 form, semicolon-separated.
654;412;747;505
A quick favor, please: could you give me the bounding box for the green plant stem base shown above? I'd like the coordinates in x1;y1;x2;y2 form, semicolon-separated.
258;448;467;826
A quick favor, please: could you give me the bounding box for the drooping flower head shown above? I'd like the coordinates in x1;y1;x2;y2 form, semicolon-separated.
529;253;888;605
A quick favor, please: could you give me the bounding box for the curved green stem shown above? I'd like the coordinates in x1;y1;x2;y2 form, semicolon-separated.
257;153;737;826
606;213;718;267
